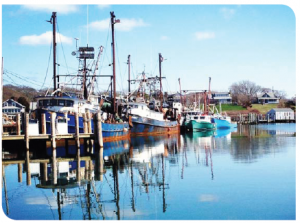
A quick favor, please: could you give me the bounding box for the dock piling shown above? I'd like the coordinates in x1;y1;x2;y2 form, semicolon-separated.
16;114;21;135
41;113;46;134
25;113;31;185
51;113;57;184
75;112;81;182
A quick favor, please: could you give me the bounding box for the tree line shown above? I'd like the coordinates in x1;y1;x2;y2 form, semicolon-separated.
229;80;292;107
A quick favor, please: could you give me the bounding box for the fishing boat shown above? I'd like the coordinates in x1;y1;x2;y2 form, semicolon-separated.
213;114;237;129
181;110;216;131
124;102;179;135
122;54;180;136
180;87;216;131
210;103;237;129
34;11;129;141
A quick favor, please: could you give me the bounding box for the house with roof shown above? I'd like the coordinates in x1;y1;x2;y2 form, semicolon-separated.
256;91;280;104
211;92;232;104
266;108;295;121
2;99;25;120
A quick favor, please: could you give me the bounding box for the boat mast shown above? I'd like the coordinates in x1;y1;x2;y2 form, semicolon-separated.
159;53;163;111
208;77;211;113
51;12;57;92
127;55;131;95
178;78;183;110
110;11;119;114
204;90;207;114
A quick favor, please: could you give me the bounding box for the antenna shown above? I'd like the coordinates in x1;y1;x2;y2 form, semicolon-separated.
87;5;89;46
74;38;79;50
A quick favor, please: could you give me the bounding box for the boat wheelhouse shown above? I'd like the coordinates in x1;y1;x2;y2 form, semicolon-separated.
123;102;179;135
181;110;216;131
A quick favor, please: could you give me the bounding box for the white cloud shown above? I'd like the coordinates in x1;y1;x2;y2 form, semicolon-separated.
97;4;110;9
89;18;110;31
89;18;148;32
22;5;79;14
195;32;215;40
19;31;73;45
160;36;169;40
220;8;236;19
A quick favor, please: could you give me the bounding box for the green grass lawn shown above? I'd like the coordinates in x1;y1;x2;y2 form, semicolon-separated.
251;104;278;114
218;104;246;111
214;103;278;114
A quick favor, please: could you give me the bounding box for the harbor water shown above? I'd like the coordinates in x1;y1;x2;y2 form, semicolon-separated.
2;123;296;220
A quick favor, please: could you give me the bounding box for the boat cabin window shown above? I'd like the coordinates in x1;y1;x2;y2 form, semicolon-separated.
50;99;57;106
194;116;199;119
66;100;74;107
58;100;65;106
38;99;74;107
200;116;205;120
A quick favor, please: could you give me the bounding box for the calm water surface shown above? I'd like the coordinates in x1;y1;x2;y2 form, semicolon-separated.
2;123;296;220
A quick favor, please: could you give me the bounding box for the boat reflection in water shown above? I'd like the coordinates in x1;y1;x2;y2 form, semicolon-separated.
2;124;295;220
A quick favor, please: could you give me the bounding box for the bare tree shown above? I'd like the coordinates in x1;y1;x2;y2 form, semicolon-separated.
229;80;261;107
273;90;287;99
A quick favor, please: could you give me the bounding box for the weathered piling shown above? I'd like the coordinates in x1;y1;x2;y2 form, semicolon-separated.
94;112;104;181
18;163;22;183
83;113;88;134
43;162;48;182
41;113;46;134
85;160;89;179
97;112;103;149
51;113;57;184
87;110;94;154
16;114;21;135
75;112;81;182
25;113;31;186
2;165;9;215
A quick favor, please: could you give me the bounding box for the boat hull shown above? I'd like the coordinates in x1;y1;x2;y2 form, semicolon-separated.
214;118;237;129
185;120;216;131
129;116;180;136
35;109;130;142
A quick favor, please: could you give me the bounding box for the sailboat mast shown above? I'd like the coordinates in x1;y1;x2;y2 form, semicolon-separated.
51;12;57;92
159;53;163;111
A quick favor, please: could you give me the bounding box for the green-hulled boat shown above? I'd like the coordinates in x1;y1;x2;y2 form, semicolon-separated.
181;111;216;131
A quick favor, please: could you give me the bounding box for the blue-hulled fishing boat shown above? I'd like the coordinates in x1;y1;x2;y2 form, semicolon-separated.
34;11;129;141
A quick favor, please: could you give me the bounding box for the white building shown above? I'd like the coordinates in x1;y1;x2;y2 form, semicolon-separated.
2;99;25;120
266;108;295;121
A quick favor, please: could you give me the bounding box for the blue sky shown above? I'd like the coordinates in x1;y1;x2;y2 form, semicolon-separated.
1;4;296;98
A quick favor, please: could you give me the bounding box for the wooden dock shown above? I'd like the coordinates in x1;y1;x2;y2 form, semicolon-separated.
230;113;295;125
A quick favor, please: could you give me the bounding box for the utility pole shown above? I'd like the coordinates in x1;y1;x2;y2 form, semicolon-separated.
127;55;131;95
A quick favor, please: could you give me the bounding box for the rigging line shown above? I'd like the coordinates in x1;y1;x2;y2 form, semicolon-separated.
4;72;19;86
114;34;124;95
41;41;53;90
57;22;71;83
4;69;45;85
5;70;44;87
152;59;159;78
